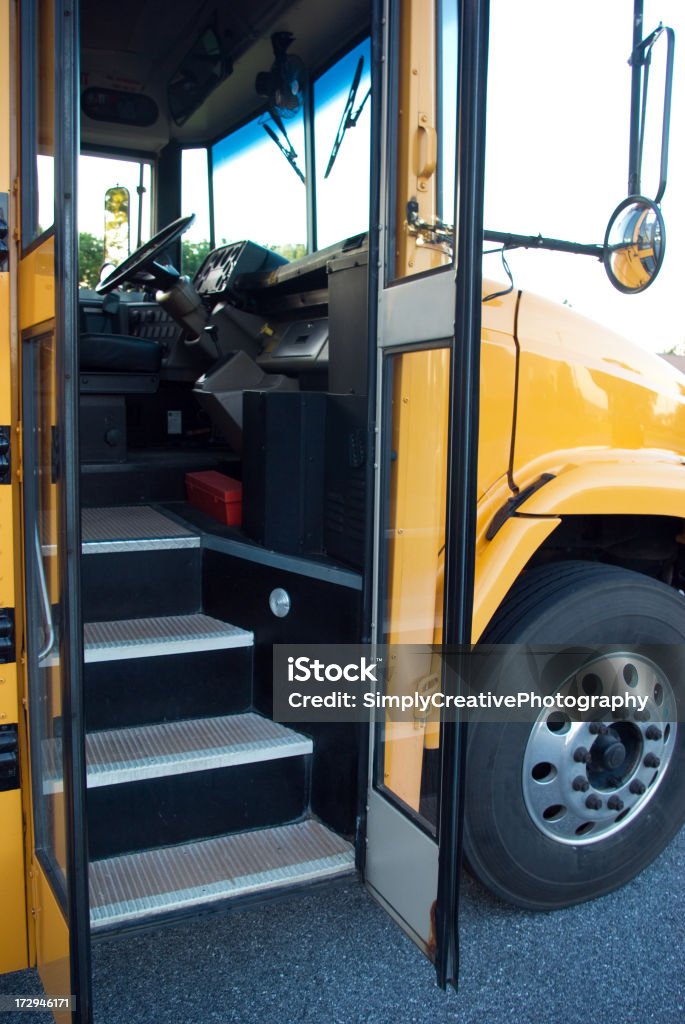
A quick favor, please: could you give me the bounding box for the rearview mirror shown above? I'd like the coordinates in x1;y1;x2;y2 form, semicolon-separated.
603;196;665;294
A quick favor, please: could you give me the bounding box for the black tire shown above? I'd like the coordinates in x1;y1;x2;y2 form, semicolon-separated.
464;560;685;910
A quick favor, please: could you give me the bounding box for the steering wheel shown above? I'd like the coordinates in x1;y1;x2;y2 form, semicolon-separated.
95;213;196;294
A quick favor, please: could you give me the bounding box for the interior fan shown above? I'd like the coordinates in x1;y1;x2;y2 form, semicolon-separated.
255;31;306;119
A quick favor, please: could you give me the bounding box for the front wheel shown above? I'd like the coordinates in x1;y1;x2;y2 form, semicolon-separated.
464;561;685;910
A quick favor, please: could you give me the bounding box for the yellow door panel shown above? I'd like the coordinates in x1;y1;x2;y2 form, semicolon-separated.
32;865;70;1024
19;242;55;331
0;790;28;972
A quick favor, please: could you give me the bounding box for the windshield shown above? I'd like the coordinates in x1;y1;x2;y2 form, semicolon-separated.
212;110;307;259
314;37;371;249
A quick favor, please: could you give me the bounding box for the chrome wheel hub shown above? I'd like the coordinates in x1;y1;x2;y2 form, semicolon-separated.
522;653;676;845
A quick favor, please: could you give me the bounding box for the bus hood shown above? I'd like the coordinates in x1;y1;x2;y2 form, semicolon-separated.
510;290;685;484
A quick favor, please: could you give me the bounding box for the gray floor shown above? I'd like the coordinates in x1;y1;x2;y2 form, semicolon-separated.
2;829;684;1024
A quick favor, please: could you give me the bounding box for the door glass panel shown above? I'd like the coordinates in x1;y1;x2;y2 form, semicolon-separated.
375;347;450;832
24;327;68;899
437;0;458;227
21;0;55;242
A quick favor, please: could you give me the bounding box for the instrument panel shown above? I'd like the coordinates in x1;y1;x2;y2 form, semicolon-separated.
193;240;287;298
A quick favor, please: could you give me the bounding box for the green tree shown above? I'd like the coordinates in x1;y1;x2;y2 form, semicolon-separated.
270;242;306;262
182;239;212;278
79;232;104;289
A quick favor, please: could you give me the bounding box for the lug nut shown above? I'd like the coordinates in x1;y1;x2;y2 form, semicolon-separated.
589;722;608;735
607;775;621;789
645;726;663;741
607;796;624;812
585;794;602;810
572;776;590;792
644;753;661;769
629;779;646;795
574;747;592;764
634;709;650;722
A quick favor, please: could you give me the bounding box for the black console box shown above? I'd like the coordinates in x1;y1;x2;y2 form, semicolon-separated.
242;391;326;554
242;391;368;568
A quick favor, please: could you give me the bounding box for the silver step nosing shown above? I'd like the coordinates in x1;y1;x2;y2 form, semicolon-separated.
82;536;201;555
84;632;253;663
86;736;313;789
90;856;355;929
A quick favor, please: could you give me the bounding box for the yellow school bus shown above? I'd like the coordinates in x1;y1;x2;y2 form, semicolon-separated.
0;0;683;1018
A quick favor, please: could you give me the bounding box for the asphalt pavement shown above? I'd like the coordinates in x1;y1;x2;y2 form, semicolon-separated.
2;827;684;1024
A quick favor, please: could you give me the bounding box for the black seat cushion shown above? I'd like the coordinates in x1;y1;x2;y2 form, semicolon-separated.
80;333;162;374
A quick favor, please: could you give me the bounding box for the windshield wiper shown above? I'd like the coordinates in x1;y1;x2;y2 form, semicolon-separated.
262;112;305;184
324;56;371;179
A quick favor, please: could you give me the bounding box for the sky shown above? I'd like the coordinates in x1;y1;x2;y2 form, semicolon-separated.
77;2;685;354
484;0;685;354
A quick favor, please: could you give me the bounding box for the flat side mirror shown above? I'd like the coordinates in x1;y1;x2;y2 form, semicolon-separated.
104;186;130;267
603;196;665;294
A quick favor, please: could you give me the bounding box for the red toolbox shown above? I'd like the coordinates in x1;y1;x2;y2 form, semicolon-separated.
185;471;242;526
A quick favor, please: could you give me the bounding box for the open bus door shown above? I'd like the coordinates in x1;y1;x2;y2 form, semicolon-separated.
364;0;489;988
19;0;91;1019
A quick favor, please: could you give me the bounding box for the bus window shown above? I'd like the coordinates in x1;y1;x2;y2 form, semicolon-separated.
212;111;307;260
313;37;371;250
181;148;212;275
78;154;152;288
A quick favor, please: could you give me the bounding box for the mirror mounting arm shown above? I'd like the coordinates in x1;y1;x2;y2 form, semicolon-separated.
627;1;674;203
483;230;603;260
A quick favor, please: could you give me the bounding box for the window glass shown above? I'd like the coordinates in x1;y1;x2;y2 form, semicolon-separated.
212;111;307;260
438;0;458;226
77;155;152;288
22;0;55;242
313;37;371;249
181;148;212;276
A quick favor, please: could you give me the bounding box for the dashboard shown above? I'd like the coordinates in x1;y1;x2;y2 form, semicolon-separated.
193;241;287;299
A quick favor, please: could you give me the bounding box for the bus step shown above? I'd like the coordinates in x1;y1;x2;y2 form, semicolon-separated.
81;506;202;620
45;713;311;791
83;613;253;662
85;715;313;859
89;819;355;930
81;505;200;554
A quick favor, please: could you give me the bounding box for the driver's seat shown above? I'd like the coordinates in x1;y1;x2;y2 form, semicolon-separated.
79;299;162;464
80;332;162;375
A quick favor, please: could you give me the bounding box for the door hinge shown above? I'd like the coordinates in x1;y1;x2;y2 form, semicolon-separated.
0;609;15;663
0;426;10;484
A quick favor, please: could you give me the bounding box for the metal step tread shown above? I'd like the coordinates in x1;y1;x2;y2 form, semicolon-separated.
89;820;355;929
82;505;200;554
84;613;253;663
85;713;312;788
42;714;311;792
